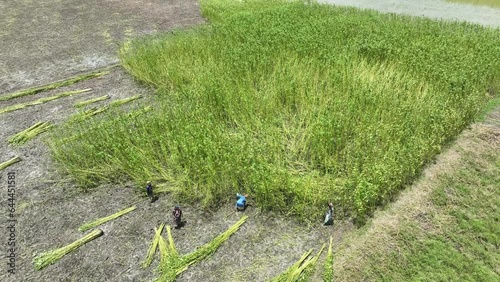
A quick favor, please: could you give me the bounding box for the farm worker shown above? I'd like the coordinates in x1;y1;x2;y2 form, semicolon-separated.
324;202;334;226
236;193;248;211
146;181;153;202
173;205;183;229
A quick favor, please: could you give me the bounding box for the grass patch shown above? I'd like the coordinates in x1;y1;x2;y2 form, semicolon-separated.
48;0;500;221
0;67;112;102
446;0;500;8
156;216;248;281
74;95;110;108
0;156;21;171
0;89;91;116
78;206;136;232
9;121;54;146
33;228;103;270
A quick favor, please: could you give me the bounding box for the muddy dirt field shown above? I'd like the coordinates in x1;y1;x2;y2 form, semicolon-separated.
0;1;498;282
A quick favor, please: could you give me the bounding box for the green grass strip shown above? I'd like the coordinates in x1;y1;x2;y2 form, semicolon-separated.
109;95;142;107
156;216;248;281
0;66;115;102
0;156;21;171
33;228;104;270
323;237;334;282
78;206;136;232
9;121;54;146
0;89;92;116
74;95;110;108
142;223;166;268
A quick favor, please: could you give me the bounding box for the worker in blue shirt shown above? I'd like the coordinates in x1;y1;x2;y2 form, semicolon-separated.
236;193;248;211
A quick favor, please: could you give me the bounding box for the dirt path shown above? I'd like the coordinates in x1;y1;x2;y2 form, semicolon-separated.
1;1;498;282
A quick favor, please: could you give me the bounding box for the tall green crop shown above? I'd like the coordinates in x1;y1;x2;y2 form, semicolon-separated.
47;1;500;222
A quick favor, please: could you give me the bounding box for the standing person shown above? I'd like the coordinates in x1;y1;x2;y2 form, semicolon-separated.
324;202;334;226
146;181;153;203
236;193;248;211
172;205;183;229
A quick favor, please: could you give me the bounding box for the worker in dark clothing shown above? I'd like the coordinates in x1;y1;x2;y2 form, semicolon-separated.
324;202;334;226
146;181;153;202
173;206;183;229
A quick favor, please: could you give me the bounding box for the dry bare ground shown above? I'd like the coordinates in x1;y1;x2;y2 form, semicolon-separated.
0;1;498;282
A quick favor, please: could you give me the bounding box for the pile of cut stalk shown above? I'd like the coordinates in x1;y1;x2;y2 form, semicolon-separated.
33;229;103;270
141;216;248;281
270;244;325;282
0;156;21;171
9;122;54;146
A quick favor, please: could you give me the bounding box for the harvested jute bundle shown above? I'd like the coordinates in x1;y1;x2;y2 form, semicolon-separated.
33;228;104;270
270;243;326;282
78;206;136;232
0;156;21;171
156;216;248;281
9;121;54;146
323;237;334;282
142;223;166;268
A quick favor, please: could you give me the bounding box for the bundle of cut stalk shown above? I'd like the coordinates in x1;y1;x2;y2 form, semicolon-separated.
70;95;142;123
270;243;326;282
33;228;103;270
156;216;248;281
128;106;152;118
109;95;142;107
323;237;334;282
70;106;109;123
0;156;21;171
0;89;91;115
9;121;54;146
74;95;110;108
78;206;136;232
0;67;112;102
295;244;325;282
270;249;312;282
142;223;166;268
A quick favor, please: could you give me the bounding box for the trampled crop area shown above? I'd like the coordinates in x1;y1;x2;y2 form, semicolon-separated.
48;0;500;222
